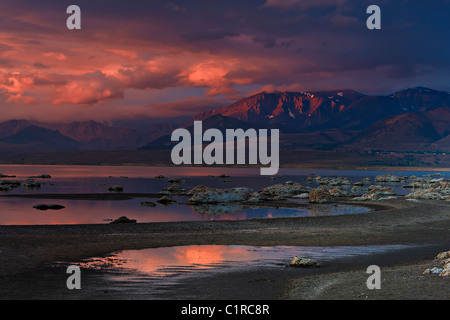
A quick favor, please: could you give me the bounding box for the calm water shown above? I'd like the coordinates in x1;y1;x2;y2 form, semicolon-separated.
0;165;447;225
72;244;420;288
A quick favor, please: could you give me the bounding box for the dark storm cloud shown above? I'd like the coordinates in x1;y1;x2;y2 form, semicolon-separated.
0;0;449;122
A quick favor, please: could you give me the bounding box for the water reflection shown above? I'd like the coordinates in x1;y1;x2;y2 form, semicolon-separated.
77;244;416;279
0;165;447;225
0;197;371;225
1;164;447;196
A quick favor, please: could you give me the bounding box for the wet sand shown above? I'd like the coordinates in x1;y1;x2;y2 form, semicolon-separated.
0;197;449;300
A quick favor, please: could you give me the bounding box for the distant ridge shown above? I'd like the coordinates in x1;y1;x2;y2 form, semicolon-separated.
194;87;450;131
0;87;449;154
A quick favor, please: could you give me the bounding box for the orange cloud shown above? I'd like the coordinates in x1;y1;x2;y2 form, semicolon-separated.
43;52;68;61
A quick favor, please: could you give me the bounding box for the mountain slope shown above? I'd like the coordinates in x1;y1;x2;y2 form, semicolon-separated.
194;90;365;130
194;87;450;132
311;87;450;130
0;125;80;152
0;120;34;138
139;114;269;150
342;106;450;152
38;120;148;151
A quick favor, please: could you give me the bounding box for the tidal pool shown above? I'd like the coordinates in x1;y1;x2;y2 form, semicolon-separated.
76;244;416;281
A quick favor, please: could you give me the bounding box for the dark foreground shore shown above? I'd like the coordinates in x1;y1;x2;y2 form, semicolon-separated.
0;198;449;300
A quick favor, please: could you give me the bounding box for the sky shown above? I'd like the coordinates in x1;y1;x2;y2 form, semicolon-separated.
1;0;450;126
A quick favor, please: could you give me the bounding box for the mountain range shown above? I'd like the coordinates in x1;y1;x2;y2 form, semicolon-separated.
142;86;450;153
0;120;174;152
0;87;449;156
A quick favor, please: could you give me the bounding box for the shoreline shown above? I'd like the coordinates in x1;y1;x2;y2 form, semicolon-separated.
0;197;449;299
1;162;450;172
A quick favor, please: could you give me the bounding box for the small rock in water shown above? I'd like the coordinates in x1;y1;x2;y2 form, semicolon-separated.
108;185;123;192
140;201;156;207
24;179;41;188
157;196;176;205
110;216;137;224
289;256;324;268
28;174;51;179
33;204;65;211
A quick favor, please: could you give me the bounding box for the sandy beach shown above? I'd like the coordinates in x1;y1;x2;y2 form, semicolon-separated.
0;195;449;300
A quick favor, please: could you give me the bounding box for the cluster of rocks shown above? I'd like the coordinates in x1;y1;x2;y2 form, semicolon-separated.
306;176;352;186
351;185;397;201
153;173;450;207
423;251;450;277
1;178;43;191
374;174;408;183
259;181;311;198
308;185;355;203
187;185;252;203
182;181;356;205
404;180;450;201
0;173;52;191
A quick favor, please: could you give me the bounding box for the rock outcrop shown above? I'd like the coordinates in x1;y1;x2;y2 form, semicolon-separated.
259;181;310;197
108;185;123;192
405;180;450;201
159;183;187;195
307;176;352;186
110;216;137;224
289;256;324;267
374;174;404;183
309;186;334;204
328;186;352;197
423;250;450;277
187;186;251;203
352;185;397;201
157;196;176;205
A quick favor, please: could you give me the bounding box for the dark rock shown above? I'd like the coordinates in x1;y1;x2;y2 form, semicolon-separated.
110;216;137;224
157;196;176;205
33;204;65;211
24;179;41;188
140;201;156;207
108;185;123;192
28;174;51;179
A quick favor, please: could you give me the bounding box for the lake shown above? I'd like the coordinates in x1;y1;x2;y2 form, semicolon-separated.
0;165;447;225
